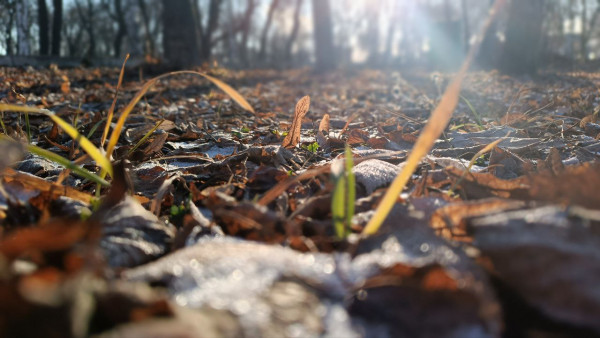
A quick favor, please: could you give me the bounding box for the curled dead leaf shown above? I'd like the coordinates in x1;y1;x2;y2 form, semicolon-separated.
282;96;311;149
317;114;330;149
318;114;330;134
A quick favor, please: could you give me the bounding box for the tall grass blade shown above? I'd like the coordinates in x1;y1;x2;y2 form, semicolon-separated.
101;54;129;147
331;146;356;239
345;146;355;233
331;161;347;239
105;70;254;162
361;0;505;237
200;73;255;113
24;112;31;143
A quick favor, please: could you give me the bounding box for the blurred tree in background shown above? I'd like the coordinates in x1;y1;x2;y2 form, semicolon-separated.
0;0;599;73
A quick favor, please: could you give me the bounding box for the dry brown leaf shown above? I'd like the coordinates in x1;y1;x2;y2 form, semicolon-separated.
529;163;600;209
282;96;310;149
546;147;565;175
0;220;89;261
318;114;330;133
430;198;526;240
143;132;169;156
2;168;93;204
316;114;330;148
60;75;70;94
580;114;599;128
445;166;531;199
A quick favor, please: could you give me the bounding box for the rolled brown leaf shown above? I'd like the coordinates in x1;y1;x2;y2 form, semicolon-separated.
282;96;311;149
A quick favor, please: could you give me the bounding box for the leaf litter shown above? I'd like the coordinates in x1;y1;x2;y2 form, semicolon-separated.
2;19;600;338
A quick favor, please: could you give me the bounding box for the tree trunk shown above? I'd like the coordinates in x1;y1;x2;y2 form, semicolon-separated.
162;0;199;68
239;0;256;67
476;0;498;69
51;0;62;55
16;0;31;55
382;9;397;67
5;0;15;56
311;0;335;72
460;0;470;52
38;0;49;55
581;0;588;61
200;0;223;62
568;0;576;59
113;0;126;56
75;0;96;59
136;0;155;56
365;5;380;66
499;0;545;74
258;0;279;60
584;1;600;62
284;0;303;63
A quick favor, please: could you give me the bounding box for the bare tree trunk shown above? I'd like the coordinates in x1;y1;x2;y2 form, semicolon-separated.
113;0;126;56
477;0;500;69
239;0;256;67
365;5;380;66
584;0;600;62
581;0;588;61
460;0;470;52
444;0;452;21
258;0;279;60
200;0;223;62
6;1;15;56
568;0;576;59
75;0;96;59
499;0;545;74
51;0;62;55
383;3;398;67
284;0;303;63
311;0;335;71
16;0;31;55
136;0;154;56
5;0;16;56
223;0;240;65
162;0;199;68
38;0;49;55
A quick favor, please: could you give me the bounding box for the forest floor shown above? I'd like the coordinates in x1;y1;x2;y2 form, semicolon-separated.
0;64;600;337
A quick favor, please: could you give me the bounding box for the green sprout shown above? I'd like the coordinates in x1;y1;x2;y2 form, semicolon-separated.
331;146;355;239
302;141;320;154
460;95;484;129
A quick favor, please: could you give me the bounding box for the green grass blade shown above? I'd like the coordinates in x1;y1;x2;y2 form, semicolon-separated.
87;118;107;139
344;146;355;232
128;119;164;155
26;144;110;186
101;54;129;148
0;104;113;177
24;112;31;143
104;77;159;160
332;174;347;239
460;95;484;129
0;112;6;134
0;135;109;187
